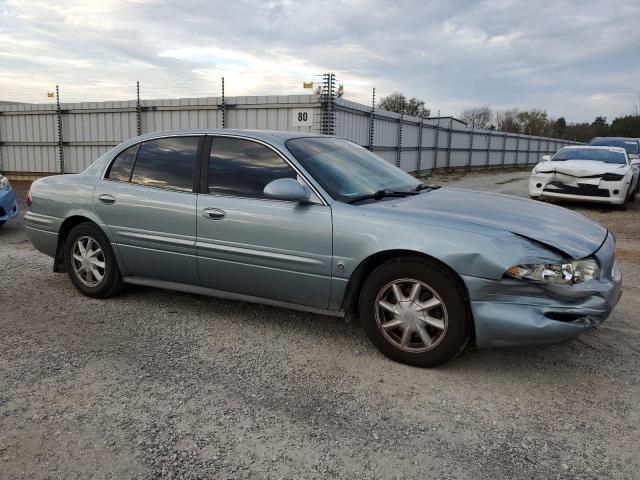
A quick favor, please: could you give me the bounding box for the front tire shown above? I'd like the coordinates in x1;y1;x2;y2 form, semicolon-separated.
64;223;123;298
359;257;471;367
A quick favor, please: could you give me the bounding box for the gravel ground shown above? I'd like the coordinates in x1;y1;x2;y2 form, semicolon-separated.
1;170;639;479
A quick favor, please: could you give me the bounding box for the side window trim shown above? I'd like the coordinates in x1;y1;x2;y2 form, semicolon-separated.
126;143;140;183
204;134;328;205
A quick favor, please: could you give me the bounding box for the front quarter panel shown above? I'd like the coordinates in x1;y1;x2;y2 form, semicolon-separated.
329;203;563;309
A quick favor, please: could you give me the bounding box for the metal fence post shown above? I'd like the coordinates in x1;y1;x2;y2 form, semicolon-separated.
221;76;226;129
526;134;532;164
467;127;474;169
368;87;375;151
501;131;507;167
396;110;403;168
320;73;336;135
434;111;440;169
485;132;491;167
514;134;520;166
417;118;424;173
445;117;453;170
136;81;142;136
56;85;64;174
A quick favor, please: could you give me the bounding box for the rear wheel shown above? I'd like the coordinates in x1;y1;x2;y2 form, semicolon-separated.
64;223;123;298
359;257;471;367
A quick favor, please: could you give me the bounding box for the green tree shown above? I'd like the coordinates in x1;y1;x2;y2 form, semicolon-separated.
378;92;431;118
608;115;640;136
517;109;549;136
591;116;608;137
553;117;567;137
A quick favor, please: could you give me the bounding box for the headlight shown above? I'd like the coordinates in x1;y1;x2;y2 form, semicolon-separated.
601;173;623;181
505;258;599;285
0;175;10;190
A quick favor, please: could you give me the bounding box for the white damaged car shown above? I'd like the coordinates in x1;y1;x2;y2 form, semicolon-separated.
529;146;639;209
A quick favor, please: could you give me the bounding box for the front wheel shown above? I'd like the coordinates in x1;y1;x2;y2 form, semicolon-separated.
359;257;471;367
64;223;123;298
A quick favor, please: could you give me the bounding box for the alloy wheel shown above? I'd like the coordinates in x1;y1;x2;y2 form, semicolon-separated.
71;235;106;287
374;278;448;353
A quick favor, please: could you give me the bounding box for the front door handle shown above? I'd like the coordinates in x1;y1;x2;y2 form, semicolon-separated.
202;208;226;220
98;194;116;205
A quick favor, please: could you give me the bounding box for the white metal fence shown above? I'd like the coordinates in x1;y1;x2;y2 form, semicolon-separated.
0;94;578;175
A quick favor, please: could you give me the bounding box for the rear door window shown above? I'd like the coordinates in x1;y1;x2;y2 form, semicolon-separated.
130;137;200;192
106;144;138;182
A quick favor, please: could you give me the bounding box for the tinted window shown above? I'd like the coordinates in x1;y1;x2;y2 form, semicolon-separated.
107;144;138;182
590;138;639;154
552;147;627;164
208;137;296;198
131;137;199;192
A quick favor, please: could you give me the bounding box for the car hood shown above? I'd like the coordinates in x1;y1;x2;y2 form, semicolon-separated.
359;188;607;259
535;160;627;177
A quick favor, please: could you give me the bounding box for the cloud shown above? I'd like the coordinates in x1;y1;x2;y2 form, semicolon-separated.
0;0;639;121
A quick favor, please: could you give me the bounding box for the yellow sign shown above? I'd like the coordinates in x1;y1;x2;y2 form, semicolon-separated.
303;81;314;89
47;91;54;98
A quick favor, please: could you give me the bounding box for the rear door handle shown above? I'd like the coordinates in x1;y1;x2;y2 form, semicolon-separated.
98;194;116;205
202;208;226;220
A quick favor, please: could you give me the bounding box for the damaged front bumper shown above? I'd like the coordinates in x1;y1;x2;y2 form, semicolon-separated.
529;172;630;205
464;232;622;348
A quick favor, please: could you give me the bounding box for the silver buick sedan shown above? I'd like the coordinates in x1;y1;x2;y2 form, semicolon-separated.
25;130;622;367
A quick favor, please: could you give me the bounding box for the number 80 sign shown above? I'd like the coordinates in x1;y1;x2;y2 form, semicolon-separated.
291;109;314;127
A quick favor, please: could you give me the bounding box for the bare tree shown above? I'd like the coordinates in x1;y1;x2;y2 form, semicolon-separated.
460;106;493;129
378;92;431;118
495;108;521;133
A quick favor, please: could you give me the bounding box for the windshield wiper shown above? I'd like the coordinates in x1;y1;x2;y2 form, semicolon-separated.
348;189;415;205
413;183;440;192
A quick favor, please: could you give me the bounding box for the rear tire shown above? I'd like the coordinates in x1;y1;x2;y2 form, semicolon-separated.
64;223;123;298
359;257;471;367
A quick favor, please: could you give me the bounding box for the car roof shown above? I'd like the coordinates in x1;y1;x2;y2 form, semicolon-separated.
561;145;627;153
129;128;326;143
590;137;640;142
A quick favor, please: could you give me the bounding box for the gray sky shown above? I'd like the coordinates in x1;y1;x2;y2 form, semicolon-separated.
1;0;639;122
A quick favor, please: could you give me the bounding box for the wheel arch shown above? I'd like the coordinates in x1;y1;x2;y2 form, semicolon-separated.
341;249;476;344
53;215;111;273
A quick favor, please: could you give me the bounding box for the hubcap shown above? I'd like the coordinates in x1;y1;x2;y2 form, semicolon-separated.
374;278;448;353
71;235;106;287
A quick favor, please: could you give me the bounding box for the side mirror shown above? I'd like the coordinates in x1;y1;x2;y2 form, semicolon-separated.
263;178;310;202
541;155;551;162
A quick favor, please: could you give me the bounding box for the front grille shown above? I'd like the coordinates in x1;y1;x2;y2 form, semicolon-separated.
544;182;610;197
0;207;5;216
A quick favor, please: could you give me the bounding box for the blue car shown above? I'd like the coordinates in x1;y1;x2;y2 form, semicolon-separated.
0;174;19;228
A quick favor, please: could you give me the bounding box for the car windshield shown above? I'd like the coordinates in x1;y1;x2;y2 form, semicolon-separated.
552;148;627;164
589;138;639;154
286;137;421;202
